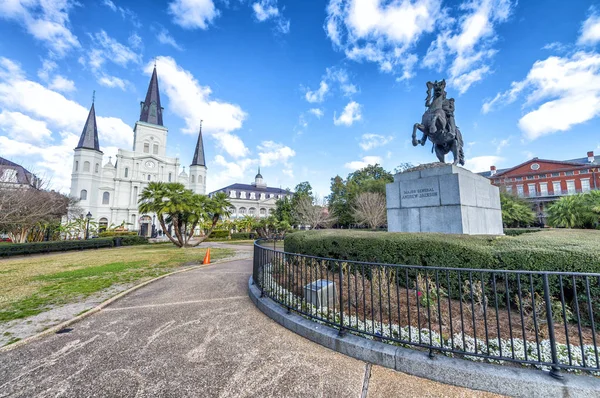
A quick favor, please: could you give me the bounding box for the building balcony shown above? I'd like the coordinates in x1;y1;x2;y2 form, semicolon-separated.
517;187;597;199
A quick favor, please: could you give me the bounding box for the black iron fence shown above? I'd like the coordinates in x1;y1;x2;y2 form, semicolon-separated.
253;240;600;377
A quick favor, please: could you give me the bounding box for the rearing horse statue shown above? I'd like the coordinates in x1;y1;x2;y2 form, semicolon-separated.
412;80;465;166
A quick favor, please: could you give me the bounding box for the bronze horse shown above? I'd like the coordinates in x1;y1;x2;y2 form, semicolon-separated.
412;80;465;166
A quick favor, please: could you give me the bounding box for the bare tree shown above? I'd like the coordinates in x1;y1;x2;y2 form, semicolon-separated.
0;183;71;243
352;192;387;229
294;196;337;229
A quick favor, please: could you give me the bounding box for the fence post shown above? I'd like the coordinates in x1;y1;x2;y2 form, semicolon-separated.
542;273;562;379
338;261;346;337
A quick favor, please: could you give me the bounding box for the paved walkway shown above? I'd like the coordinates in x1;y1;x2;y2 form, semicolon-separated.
0;259;499;397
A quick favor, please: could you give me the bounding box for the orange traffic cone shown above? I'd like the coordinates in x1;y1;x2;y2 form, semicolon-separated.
202;248;211;264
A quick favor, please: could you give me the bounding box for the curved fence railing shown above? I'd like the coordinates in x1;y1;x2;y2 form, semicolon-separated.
253;240;600;377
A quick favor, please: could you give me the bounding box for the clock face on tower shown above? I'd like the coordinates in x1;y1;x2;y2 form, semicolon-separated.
145;160;155;169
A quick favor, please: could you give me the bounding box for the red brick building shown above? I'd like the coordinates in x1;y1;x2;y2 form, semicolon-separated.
480;151;599;225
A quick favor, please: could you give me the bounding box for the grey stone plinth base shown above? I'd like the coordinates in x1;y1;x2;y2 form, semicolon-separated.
249;277;600;397
386;163;503;235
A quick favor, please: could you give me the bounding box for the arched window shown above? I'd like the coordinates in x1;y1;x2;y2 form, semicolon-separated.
75;161;79;171
80;189;87;200
191;175;195;183
249;207;256;216
229;207;236;216
153;144;158;154
144;143;150;153
102;192;110;205
95;163;99;173
239;207;247;215
147;174;151;181
198;175;203;184
260;208;266;216
168;172;172;182
83;161;90;172
99;217;108;232
124;167;129;178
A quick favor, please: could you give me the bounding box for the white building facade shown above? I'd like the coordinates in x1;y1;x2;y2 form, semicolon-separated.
209;170;291;219
69;67;207;236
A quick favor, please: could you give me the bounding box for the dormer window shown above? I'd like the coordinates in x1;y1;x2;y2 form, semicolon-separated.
260;193;265;200
240;191;246;199
230;190;236;198
250;192;256;199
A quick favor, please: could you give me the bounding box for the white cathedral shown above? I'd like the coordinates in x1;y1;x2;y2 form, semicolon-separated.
69;66;207;236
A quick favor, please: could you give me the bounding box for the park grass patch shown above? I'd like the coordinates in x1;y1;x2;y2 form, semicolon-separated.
0;245;235;323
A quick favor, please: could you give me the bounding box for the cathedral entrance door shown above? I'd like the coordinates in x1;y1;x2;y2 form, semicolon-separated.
139;215;152;237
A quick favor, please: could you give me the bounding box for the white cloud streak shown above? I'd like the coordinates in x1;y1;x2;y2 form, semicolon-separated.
168;0;219;30
334;101;362;126
344;155;382;170
359;133;393;150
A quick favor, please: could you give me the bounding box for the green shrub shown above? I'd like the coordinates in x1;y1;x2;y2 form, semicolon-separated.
231;232;252;240
117;236;148;246
98;231;137;237
503;228;542;236
0;238;115;257
209;230;230;239
284;230;600;273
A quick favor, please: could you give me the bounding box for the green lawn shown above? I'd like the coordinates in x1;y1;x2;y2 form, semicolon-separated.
0;245;235;323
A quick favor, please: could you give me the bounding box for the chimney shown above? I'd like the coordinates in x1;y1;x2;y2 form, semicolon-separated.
490;165;497;176
588;151;595;163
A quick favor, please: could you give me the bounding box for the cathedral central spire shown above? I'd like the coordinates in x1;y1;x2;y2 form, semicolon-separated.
191;121;206;167
139;65;163;126
76;100;101;152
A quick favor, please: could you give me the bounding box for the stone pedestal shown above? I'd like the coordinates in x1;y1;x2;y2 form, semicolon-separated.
386;164;503;235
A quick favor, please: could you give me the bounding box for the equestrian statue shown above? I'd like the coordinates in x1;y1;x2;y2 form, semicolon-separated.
412;79;465;166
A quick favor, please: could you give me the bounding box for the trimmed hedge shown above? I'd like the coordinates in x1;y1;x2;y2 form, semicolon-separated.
503;228;542;236
284;229;600;274
0;238;114;257
231;232;252;240
206;231;254;241
0;236;148;257
98;231;138;237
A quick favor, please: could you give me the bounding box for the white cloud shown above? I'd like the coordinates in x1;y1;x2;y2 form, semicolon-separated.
344;155;382;170
0;111;53;144
491;137;510;154
483;51;600;140
464;155;503;173
128;33;143;49
92;30;141;67
305;81;329;103
423;0;514;93
102;0;117;12
334;101;362;126
98;75;127;91
168;0;219;30
252;0;290;34
257;141;295;167
308;108;324;118
157;28;183;50
325;0;441;77
304;66;357;103
0;57;132;149
37;59;75;93
48;75;76;92
147;57;247;158
359;133;393;150
210;155;256;191
578;8;600;46
0;0;80;57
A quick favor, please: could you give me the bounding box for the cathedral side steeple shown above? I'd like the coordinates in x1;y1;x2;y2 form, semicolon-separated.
76;98;102;152
139;65;163;126
189;120;207;195
191;121;206;167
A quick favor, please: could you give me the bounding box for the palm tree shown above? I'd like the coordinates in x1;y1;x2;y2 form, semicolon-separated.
139;182;188;246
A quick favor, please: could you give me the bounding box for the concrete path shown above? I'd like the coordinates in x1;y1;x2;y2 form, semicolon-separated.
0;259;499;397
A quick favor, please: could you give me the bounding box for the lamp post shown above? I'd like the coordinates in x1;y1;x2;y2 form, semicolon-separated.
85;212;92;240
152;214;156;238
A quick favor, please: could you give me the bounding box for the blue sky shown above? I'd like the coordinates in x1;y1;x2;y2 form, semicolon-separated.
0;0;599;197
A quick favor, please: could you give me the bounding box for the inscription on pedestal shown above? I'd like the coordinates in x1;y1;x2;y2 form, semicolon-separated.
400;178;440;208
